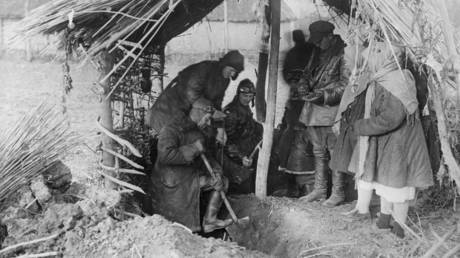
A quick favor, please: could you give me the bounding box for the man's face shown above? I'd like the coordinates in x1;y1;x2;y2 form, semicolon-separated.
222;66;238;80
319;34;334;50
238;92;255;106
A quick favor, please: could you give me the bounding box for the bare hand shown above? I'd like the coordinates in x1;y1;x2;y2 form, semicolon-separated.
332;122;340;136
192;139;205;153
212;173;224;191
216;128;227;145
242;156;253;167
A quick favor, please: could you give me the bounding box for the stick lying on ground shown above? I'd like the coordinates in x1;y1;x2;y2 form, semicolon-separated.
200;154;250;227
0;233;60;257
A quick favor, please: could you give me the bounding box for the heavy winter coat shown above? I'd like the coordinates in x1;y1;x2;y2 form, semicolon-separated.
222;99;262;184
150;123;207;232
147;61;231;134
299;36;349;126
350;84;433;189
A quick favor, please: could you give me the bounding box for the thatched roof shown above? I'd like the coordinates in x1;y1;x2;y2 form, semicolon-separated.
206;0;296;23
0;0;50;19
18;0;223;56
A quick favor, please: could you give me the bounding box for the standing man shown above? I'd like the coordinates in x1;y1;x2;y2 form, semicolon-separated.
294;20;349;202
279;29;319;197
222;79;263;194
147;50;245;145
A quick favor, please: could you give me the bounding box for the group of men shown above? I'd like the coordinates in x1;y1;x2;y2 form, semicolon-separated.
147;20;351;233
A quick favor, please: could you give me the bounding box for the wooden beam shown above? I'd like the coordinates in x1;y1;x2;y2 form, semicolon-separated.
255;0;280;198
97;50;116;189
223;0;229;51
255;2;270;122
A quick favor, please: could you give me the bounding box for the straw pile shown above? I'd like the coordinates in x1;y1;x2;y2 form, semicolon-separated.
0;103;79;205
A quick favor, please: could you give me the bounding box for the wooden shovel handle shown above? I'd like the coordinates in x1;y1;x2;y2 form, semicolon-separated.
200;154;239;223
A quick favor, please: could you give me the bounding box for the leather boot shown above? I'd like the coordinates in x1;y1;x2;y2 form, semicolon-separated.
297;174;315;198
300;159;327;202
202;191;233;233
322;171;345;207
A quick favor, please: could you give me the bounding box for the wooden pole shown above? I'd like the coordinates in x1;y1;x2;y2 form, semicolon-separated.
98;50;116;189
24;0;32;61
255;0;280;198
255;1;270;122
0;18;4;54
223;0;229;51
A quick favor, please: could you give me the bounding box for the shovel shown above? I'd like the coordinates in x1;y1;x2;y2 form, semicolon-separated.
200;153;250;227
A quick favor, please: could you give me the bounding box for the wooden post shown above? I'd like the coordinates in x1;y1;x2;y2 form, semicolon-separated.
255;0;280;198
98;50;116;189
0;18;4;54
24;0;32;61
223;0;229;51
255;1;270;122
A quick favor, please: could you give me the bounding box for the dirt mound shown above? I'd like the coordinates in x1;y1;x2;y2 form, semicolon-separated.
1;184;266;258
64;215;266;257
226;195;460;257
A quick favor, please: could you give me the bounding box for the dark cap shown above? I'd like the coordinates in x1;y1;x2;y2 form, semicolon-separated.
308;20;334;44
220;50;245;72
237;79;256;94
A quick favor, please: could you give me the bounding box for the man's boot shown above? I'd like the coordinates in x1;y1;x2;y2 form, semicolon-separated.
297;174;315;198
202;191;233;233
300;159;327;202
322;171;345;207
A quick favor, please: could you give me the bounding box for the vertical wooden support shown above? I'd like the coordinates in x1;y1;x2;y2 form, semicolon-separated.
24;0;32;61
255;1;270;122
152;45;165;92
0;18;4;54
98;50;116;189
255;0;280;198
223;0;229;51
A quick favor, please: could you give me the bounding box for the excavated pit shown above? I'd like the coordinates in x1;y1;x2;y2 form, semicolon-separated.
224;195;440;258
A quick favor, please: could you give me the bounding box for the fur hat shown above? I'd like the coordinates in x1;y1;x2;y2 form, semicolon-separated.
220;50;245;72
308;20;334;44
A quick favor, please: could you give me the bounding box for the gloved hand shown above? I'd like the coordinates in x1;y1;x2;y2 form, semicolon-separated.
211;172;225;191
303;90;324;105
216;128;227;145
242;156;253;167
192;139;205;153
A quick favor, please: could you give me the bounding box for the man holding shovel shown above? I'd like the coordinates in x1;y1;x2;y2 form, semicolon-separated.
221;79;263;194
150;98;233;233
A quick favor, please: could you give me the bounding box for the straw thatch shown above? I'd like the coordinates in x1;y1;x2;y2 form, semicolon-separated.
0;103;79;207
16;0;223;56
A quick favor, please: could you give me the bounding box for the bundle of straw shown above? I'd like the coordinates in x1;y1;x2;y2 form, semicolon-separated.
0;103;79;205
15;0;173;56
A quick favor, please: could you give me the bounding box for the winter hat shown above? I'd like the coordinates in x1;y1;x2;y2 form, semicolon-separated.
308;20;334;45
220;50;245;72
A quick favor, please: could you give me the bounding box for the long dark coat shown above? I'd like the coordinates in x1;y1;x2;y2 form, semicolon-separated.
150;123;206;232
350;84;433;189
221;98;262;186
147;61;230;134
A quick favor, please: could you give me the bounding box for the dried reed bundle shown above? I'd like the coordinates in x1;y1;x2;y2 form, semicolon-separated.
0;103;79;204
15;0;172;56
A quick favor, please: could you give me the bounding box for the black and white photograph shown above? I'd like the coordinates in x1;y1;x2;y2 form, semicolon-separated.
0;0;459;257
